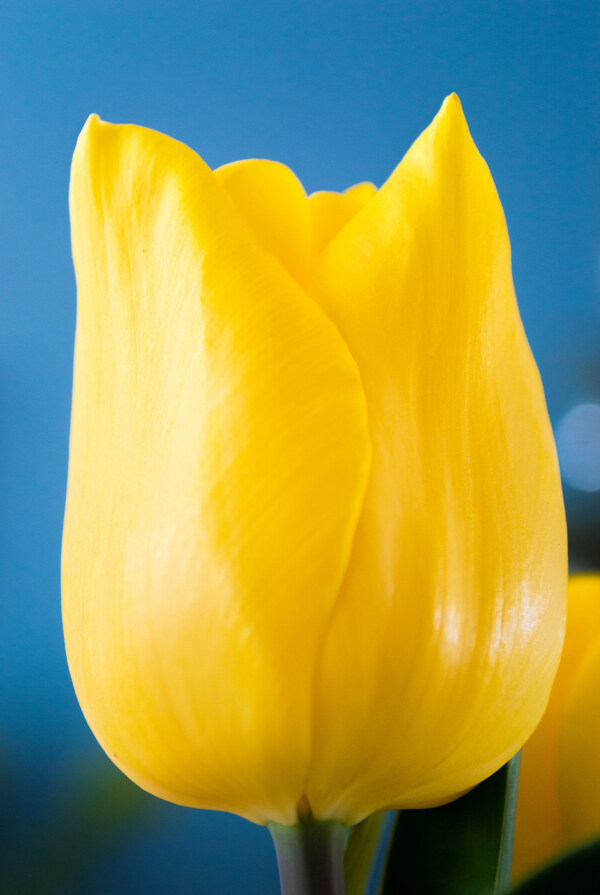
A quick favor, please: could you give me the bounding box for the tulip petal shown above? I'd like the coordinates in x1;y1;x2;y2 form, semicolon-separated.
559;580;600;850
63;117;370;824
214;162;376;284
513;575;600;880
215;158;311;286
306;94;566;822
560;643;600;845
308;182;377;259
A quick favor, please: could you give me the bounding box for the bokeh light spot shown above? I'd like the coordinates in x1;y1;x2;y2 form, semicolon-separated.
556;403;600;492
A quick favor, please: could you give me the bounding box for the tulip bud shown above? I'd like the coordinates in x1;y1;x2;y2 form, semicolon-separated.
513;575;600;881
63;95;567;828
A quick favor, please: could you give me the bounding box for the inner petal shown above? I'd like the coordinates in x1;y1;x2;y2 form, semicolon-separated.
309;182;377;259
215;159;311;286
215;158;377;286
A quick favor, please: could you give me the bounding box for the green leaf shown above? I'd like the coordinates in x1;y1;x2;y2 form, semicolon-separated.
510;837;600;894
344;812;388;895
380;752;521;895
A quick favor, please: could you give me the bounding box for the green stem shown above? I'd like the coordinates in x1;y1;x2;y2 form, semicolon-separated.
269;819;347;895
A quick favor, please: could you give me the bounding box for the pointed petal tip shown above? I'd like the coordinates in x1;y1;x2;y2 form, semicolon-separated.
428;92;477;155
73;114;106;164
76;114;128;153
438;92;468;129
79;113;103;139
442;92;463;111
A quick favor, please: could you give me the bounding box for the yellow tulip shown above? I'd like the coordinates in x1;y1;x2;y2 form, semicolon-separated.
513;574;600;881
63;94;567;828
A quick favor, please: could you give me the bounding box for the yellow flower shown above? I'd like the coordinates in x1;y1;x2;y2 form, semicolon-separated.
513;574;600;881
62;95;567;827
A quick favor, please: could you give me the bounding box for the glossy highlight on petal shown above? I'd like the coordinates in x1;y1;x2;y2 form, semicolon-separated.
63;115;371;824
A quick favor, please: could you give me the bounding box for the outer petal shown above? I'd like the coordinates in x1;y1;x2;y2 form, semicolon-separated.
306;94;567;823
63;117;370;825
513;575;600;880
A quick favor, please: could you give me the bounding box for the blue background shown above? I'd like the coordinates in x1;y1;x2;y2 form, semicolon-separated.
1;1;599;891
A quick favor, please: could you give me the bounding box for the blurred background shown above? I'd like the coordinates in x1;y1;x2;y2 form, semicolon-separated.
1;1;598;892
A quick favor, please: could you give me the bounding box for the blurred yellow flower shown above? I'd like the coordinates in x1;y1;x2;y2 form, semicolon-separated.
513;574;600;881
62;95;566;827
